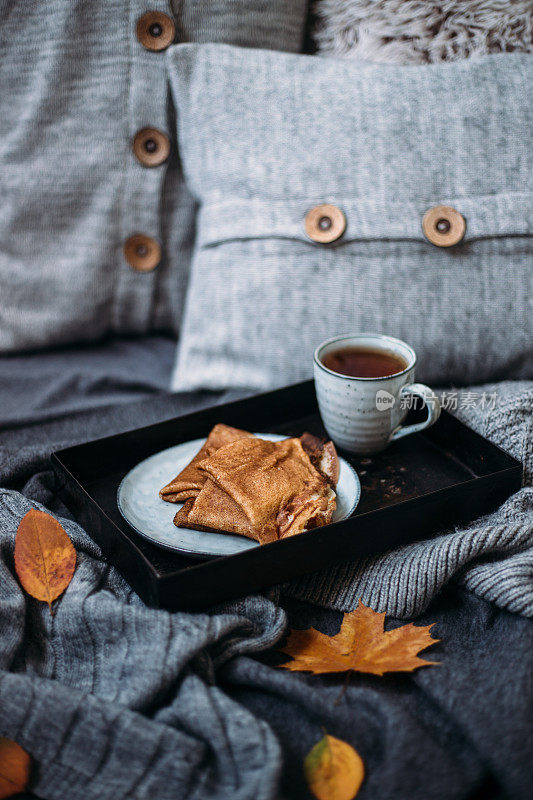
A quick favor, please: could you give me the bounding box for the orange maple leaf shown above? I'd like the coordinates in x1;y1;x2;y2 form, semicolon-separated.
279;600;439;676
14;509;76;613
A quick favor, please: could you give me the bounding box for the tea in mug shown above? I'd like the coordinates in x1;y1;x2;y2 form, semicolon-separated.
321;347;408;378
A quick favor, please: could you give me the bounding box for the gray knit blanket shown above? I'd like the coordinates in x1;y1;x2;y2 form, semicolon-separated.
0;378;531;799
287;382;533;618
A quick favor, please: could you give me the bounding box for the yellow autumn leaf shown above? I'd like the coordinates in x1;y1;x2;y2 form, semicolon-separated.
0;738;31;799
304;734;364;800
14;508;76;613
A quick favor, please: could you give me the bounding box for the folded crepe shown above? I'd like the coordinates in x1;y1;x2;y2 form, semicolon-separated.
173;436;338;544
160;423;254;502
299;432;339;487
160;424;338;504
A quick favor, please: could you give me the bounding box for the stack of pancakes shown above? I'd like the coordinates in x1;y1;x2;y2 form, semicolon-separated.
160;424;339;544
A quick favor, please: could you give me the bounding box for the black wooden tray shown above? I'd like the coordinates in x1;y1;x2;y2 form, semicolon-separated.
51;380;522;610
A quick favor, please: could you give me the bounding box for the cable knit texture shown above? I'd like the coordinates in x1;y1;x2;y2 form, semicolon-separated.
0;375;531;798
285;382;533;617
0;488;286;800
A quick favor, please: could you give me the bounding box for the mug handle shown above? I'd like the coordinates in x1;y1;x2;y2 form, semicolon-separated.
389;383;441;443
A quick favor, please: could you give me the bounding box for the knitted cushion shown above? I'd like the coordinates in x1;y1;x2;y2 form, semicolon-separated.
168;45;532;392
0;1;308;352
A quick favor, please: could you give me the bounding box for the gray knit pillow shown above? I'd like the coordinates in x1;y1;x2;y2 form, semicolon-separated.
0;0;308;353
168;45;532;392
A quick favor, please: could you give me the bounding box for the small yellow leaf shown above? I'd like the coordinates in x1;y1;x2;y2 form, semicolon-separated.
304;734;364;800
0;738;31;799
14;509;76;613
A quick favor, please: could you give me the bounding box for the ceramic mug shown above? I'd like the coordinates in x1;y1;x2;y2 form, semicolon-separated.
314;333;441;454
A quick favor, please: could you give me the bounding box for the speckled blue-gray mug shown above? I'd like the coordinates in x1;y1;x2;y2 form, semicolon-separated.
314;333;441;455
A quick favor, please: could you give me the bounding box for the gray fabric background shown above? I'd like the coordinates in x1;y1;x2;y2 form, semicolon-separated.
0;0;308;352
168;46;532;392
0;341;532;799
0;335;176;428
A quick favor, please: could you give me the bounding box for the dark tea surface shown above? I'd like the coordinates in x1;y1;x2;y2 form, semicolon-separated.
322;347;408;378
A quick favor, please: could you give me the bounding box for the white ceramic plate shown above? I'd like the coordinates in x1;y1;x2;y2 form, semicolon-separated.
117;433;361;558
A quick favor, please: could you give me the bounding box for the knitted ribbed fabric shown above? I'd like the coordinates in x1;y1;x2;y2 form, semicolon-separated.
284;381;533;617
0;376;531;799
0;487;286;800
